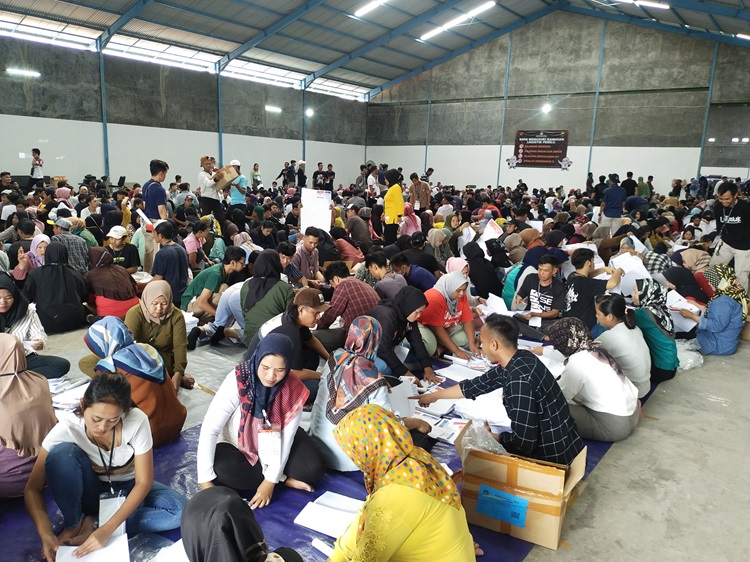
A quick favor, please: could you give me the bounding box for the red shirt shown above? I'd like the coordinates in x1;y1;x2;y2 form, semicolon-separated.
419;288;472;328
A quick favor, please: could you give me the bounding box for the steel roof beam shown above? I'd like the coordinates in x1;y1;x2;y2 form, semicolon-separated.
96;0;155;50
366;1;566;100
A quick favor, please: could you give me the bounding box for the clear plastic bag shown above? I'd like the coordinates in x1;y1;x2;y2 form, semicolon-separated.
458;421;508;465
676;339;703;371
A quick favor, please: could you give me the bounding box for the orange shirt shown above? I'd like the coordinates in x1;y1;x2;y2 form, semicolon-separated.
419;288;472;328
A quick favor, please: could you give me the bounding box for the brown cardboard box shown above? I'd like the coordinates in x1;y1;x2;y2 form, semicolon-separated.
214;165;239;192
455;422;587;550
50;176;67;187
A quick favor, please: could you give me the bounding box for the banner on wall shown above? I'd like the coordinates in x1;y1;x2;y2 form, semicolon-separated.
508;130;571;170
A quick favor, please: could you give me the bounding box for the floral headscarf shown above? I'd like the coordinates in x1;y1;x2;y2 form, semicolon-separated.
635;278;673;333
545;317;623;374
703;264;748;322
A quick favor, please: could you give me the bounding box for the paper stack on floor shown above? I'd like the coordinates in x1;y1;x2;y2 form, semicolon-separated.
294;492;363;539
53;382;90;411
56;533;129;562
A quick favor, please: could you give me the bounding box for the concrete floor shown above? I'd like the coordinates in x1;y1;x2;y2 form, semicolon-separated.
46;329;750;561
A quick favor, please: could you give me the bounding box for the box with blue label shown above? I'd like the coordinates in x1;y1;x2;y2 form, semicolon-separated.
454;422;587;550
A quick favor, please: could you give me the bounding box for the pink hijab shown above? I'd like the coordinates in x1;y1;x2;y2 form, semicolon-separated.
446;256;469;275
401;203;421;235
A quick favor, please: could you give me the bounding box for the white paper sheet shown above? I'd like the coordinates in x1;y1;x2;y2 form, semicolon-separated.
294;502;358;539
528;220;544;233
415;395;458;416
666;290;700;333
312;538;334;557
53;382;90;411
454;389;512;431
300;188;332;234
609;253;651;295
388;378;417;417
591;206;601;225
56;534;129;562
314;491;364;514
437;364;482;383
151;540;189;562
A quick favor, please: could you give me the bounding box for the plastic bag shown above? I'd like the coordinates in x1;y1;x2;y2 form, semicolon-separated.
676;339;703;371
458;421;508;465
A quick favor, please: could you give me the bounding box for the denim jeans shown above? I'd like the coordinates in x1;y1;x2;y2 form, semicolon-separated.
46;443;186;533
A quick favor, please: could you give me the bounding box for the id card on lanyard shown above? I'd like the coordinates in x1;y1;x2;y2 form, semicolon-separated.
97;429;127;537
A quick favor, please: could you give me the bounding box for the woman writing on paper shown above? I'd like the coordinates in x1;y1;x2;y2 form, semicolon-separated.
309;316;434;471
631;278;679;384
196;333;325;509
25;372;186;561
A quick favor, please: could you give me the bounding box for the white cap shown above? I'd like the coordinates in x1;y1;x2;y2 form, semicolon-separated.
108;225;127;239
229;159;241;167
298;160;306;165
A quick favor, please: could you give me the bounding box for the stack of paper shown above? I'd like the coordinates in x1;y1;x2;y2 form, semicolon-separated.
53;382;90;411
56;534;129;562
609;253;651;295
47;377;86;396
437;364;482;383
477;293;520;319
294;492;363;539
666;290;700;333
415;395;458;416
453;389;512;432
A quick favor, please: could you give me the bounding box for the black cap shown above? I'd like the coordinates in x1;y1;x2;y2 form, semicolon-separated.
410;231;425;247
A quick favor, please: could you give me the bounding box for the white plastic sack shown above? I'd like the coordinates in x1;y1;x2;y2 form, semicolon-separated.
676;339;703;371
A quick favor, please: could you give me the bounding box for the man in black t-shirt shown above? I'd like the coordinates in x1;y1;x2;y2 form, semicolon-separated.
621;171;637;198
107;225;140;273
312;162;327;191
563;248;623;328
514;255;565;338
711;182;750;291
151;221;188;305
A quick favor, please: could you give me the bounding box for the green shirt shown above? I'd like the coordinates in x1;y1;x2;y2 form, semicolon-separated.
78;230;98;248
634;308;679;371
240;280;294;346
181;263;225;310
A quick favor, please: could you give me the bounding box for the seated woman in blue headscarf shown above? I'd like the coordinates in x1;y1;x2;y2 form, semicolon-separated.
79;316;186;448
196;333;325;509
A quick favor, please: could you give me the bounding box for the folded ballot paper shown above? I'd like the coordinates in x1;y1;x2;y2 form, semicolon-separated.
294;492;363;539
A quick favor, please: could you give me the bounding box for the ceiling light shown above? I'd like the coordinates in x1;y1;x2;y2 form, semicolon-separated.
542;103;552;113
635;1;670;9
265;105;282;113
305;108;314;117
354;1;388;18
707;138;715;142
420;1;495;41
737;34;750;41
6;68;41;77
731;137;739;143
742;138;749;143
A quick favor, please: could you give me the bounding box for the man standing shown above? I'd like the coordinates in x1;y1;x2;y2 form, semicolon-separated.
296;160;307;189
228;160;247;214
409;172;430;212
711;182;750;291
324;163;335;191
285;160;297;188
599;175;626;234
421;167;434;185
143;159;170;221
50;217;89;274
312;162;327;190
152;221;189;306
25;148;44;193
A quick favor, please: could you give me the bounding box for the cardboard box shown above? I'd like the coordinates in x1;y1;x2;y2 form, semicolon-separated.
214;165;239;192
455;422;587;550
50;176;67;187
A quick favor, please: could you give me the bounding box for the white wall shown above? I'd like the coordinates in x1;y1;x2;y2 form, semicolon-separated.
305;140;366;188
0;115;105;183
364;145;426;181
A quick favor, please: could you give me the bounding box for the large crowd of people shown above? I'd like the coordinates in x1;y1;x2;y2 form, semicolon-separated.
0;156;748;561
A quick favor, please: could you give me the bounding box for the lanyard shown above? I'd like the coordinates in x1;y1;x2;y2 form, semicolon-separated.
95;428;116;494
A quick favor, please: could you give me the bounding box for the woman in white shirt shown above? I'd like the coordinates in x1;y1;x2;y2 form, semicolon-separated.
24;372;186;561
197;155;226;235
546;318;640;442
0;274;70;379
594;293;652;398
197;333;325;510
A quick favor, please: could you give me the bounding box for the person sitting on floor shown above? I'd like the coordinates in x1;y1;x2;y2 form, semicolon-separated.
417;314;584;465
545;318;639;442
418;271;481;360
595;293;652;398
78;317;186;447
461;241;503;299
250;220;277;250
309;316;434;472
25;372;187;561
678;264;748;356
181;246;246;324
182;486;304;562
367;286;440;383
632;278;680;384
315;261;381;353
401;231;443;277
330;226;365;265
85;246;139;320
196;333;325;510
365;251;407;300
0;274;70;379
12;233;48;284
106;225;140;274
563;248;624;329
513;254;565;338
291;227;326;286
330;404;476;562
23;241;87;334
389;252;437;292
0;334;57;499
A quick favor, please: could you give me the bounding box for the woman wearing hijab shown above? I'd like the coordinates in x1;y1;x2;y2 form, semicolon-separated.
330;404;475;562
632;278;679;384
122;282;190;389
241;250;294;346
68;217;98;248
79;317;186;447
23;242;87;334
504;232;526;264
84;214;105;246
663;266;709;304
12;233;48;284
310;317;434;471
522;229;569;269
331;206;346;229
370;204;384;239
85;247;139;318
0;334;58;498
419;209;433;238
422;228;452;269
418;271;481;359
519;227;543;251
182;486;303;562
399;203;422;237
545;318;639;442
197;333;325;509
678;265;748;356
368;286;439;383
330;226;365;265
462;242;503;299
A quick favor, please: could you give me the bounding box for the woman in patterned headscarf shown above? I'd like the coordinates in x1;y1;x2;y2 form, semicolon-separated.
632;278;679;384
330;404;475;562
545;318;639;442
678;264;747;356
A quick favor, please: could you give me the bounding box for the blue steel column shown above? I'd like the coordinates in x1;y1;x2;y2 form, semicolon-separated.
587;21;607;176
424;72;432;174
97;41;110;179
697;42;719;177
496;31;512;187
302;88;307;161
217;71;224;165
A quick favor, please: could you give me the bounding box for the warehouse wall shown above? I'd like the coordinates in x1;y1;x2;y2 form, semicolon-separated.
366;10;750;191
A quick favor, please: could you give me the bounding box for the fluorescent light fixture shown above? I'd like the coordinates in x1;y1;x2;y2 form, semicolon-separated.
305;108;314;117
542;103;552;113
354;1;388;18
6;67;40;77
707;138;715;142
421;1;495;41
742;138;749;143
737;34;750;41
731;137;739;143
265;105;282;113
635;1;670;9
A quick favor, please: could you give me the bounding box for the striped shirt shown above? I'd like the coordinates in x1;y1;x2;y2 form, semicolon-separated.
3;304;47;355
460;350;583;465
